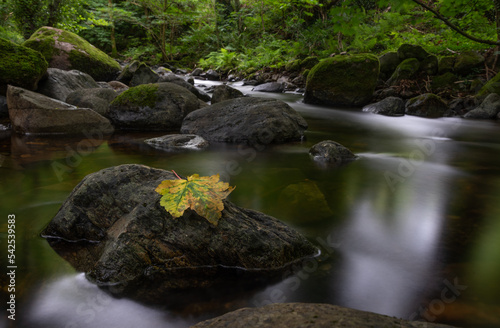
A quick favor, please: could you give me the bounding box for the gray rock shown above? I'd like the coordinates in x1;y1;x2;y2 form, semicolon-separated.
309;140;357;166
405;93;449;118
211;85;244;104
158;73;211;102
206;69;220;81
66;88;118;116
362;96;405;116
190;303;458;328
107;82;200;131
191;68;203;76
42;164;318;301
7;85;114;135
464;93;500;119
107;81;129;93
0;95;7;118
116;61;140;85
129;63;160;87
144;134;209;151
181;97;307;145
252;82;285;93
37;68;99;101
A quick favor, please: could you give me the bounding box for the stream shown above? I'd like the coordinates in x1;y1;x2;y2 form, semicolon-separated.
1;80;500;327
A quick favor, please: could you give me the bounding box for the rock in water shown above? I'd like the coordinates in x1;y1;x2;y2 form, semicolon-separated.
42;164;318;302
309;140;357;166
7;85;114;135
190;303;458;328
181;97;307;145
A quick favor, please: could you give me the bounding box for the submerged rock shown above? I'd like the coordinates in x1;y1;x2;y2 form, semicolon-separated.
190;303;458;328
7;85;114;135
362;96;405;117
42;164;318;301
144;134;209;151
309;140;357;166
181;97;307;145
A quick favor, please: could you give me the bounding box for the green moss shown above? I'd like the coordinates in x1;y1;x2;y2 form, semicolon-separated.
300;56;319;70
23;27;121;81
112;84;159;108
305;54;379;106
477;71;500;98
0;38;48;93
387;58;420;86
431;72;458;91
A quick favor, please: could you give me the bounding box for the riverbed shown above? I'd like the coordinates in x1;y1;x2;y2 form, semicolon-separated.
1;81;500;327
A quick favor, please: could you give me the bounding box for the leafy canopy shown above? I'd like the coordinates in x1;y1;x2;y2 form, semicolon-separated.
155;172;235;226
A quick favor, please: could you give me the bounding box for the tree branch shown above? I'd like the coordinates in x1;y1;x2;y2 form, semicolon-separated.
410;0;500;46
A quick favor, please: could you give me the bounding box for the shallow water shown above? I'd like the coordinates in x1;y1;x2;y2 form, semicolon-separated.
1;82;500;327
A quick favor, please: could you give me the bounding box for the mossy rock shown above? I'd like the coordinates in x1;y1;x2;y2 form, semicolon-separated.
453;51;484;76
438;56;455;74
477;71;500;98
419;55;438;75
23;26;120;82
405;93;449;118
285;59;302;72
0;38;48;96
379;51;400;79
431;72;458;92
397;43;430;61
304;54;380;107
300;56;319;70
387;58;420;86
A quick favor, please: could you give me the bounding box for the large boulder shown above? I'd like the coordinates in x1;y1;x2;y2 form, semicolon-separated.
464;93;500;119
37;68;99;101
181;97;307;145
7;85;114;135
23;26;120;81
0;38;48;96
41;164;318;301
405;93;449;118
211;85;244;104
453;51;485;76
65;88;118;116
107;82;200;131
362;96;405;117
304;54;379;107
190;303;457;328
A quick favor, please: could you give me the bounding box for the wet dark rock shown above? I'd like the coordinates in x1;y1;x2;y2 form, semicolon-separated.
379;51;400;80
0;95;7;118
206;69;220;81
362;96;405;117
129;63;160;87
116;61;140;85
419;55;439;75
397;43;431;61
190;303;458;328
211;85;245;104
158;73;211;102
387;58;420;86
447;97;478;116
252;82;285;93
309;140;357;166
181;97;307;145
107;82;200;131
464;93;500;119
144;134;209;151
7;85;114;135
405;93;449;118
191;68;203;76
37;68;99;101
42;164;318;301
454;51;485;76
66;88;118;116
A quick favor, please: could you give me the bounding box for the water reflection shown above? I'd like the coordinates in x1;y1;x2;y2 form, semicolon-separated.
25;274;197;328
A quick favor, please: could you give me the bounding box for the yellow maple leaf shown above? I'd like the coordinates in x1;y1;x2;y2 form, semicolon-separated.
155;172;235;226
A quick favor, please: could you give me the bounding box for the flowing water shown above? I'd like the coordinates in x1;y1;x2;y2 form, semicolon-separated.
1;81;500;327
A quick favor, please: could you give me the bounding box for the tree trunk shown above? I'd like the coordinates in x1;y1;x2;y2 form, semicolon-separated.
47;0;63;27
108;0;118;58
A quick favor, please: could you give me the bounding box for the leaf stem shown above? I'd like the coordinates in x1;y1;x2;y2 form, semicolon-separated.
172;170;182;180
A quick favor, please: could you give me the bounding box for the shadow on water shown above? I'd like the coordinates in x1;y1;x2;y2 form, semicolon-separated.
1;81;500;327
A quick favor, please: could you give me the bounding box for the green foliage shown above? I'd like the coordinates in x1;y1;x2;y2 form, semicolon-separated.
155;172;235;226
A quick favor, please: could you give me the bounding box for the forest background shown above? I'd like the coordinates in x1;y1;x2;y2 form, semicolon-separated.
1;0;500;76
